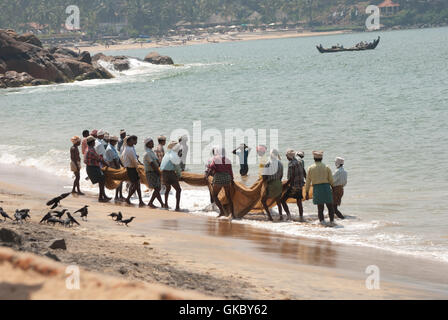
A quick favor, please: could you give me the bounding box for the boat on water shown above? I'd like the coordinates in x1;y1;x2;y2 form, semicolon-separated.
316;36;380;53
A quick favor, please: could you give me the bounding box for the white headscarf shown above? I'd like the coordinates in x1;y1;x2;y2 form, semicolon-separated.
263;149;281;176
335;157;345;168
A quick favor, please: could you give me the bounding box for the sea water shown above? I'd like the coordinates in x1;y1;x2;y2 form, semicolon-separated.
0;27;447;263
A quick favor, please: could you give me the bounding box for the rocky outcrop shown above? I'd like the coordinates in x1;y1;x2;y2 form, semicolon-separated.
0;71;50;88
0;29;114;89
144;52;174;65
92;53;130;72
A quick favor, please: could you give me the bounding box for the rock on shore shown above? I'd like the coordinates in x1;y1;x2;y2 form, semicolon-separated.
0;29;113;88
144;52;174;65
92;53;131;72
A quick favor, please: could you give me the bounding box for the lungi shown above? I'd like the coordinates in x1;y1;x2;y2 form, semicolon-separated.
86;166;104;184
313;183;333;205
266;180;282;199
162;170;179;186
146;171;161;189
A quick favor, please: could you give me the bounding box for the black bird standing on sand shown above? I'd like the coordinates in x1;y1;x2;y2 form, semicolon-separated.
51;209;68;219
14;210;30;223
47;217;64;226
0;208;13;222
74;205;89;221
40;212;53;224
120;217;135;227
64;212;80;227
46;193;71;209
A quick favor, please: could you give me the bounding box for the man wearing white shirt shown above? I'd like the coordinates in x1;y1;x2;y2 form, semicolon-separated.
332;157;348;219
95;129;107;161
122;135;144;206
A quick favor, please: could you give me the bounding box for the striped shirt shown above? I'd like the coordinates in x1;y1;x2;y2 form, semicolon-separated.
84;146;101;167
288;158;304;188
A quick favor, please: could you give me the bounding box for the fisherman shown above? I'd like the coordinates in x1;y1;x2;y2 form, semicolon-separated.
144;137;164;208
70;136;84;195
332;157;347;219
160;141;183;211
233;143;251;177
122;135;145;206
155;135;167;164
118;129;126;153
296;151;306;179
305;151;336;226
95;129;107;161
81;130;90;157
261;149;284;221
205;146;219;204
206;147;235;218
105;136;125;201
84;136;111;202
281;149;304;221
178;135;189;172
256;145;268;177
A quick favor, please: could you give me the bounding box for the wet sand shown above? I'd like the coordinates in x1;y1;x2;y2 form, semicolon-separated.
1;164;447;299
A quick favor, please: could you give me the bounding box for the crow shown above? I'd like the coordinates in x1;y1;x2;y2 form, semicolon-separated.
120;217;135;227
47;217;64;226
0;208;13;222
51;209;68;219
40;212;53;224
74;205;89;221
109;212;123;222
21;211;31;221
46;193;71;209
14;210;30;223
64;212;80;227
108;212;119;220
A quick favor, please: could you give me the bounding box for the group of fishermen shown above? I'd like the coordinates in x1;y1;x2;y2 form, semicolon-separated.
209;145;347;226
70;131;347;225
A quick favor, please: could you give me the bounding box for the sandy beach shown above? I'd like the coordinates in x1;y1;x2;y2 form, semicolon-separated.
69;29;350;53
1;163;447;300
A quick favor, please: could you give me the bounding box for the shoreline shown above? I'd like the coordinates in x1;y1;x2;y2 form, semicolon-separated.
1;163;447;299
67;29;351;54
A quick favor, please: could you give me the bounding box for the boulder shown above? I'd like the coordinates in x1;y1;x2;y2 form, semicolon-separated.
16;33;42;48
0;29;115;88
49;239;66;250
0;228;22;245
112;59;130;72
0;58;6;74
78;51;92;64
0;71;35;87
92;53;107;62
144;52;174;65
92;53;130;71
54;47;79;58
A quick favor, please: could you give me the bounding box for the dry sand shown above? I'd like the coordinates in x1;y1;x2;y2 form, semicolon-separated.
0;165;447;300
69;30;349;54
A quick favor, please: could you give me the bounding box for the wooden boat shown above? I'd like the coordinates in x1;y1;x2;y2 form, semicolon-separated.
316;36;380;53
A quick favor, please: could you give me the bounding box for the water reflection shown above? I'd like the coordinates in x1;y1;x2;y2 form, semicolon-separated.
157;217;337;267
